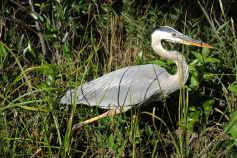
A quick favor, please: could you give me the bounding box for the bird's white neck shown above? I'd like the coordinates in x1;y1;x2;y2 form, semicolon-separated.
152;38;189;92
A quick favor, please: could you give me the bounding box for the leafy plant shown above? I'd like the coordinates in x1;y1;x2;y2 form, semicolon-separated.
0;0;237;157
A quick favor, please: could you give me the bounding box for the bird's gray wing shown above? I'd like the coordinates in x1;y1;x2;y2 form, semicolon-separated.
60;64;172;110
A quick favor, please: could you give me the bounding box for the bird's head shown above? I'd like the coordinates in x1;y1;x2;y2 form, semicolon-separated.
152;26;213;49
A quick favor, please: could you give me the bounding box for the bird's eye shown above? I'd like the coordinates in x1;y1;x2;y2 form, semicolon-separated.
172;33;176;36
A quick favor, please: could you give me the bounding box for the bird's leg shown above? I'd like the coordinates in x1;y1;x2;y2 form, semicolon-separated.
72;108;129;131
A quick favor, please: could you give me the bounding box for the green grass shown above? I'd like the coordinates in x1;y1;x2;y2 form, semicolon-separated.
1;0;237;157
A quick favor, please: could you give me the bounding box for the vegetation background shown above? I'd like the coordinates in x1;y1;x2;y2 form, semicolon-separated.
1;0;237;157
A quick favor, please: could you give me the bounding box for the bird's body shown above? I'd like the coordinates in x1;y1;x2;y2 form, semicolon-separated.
60;26;213;130
61;63;185;110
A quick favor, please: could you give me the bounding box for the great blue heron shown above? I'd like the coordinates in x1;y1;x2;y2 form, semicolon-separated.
60;26;213;130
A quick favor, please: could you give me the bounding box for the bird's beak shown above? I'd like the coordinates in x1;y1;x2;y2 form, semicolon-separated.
182;36;214;49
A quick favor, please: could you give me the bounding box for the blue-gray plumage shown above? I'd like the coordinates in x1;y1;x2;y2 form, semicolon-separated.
61;64;174;110
60;26;213;130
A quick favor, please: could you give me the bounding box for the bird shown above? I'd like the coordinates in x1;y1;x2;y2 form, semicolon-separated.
60;26;213;131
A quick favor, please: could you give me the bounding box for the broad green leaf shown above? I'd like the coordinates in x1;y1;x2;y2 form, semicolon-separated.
229;85;237;96
59;12;65;20
190;71;199;87
62;32;69;43
28;42;32;52
191;51;204;64
39;83;47;89
196;65;205;72
41;34;56;38
189;111;201;127
72;4;80;12
191;112;200;121
188;65;196;71
189;59;199;66
145;125;152;137
7;29;14;44
203;100;214;112
29;13;38;20
202;47;210;58
0;43;7;58
28;41;36;58
188;106;196;112
2;75;8;83
63;44;69;54
46;18;51;30
208;100;215;104
12;19;24;24
112;144;119;151
231;111;237;123
47;74;53;81
135;51;143;64
23;46;29;56
187;120;196;131
37;15;44;21
109;133;113;143
205;58;220;63
229;110;237;139
53;5;63;13
17;34;25;50
68;16;73;24
34;3;41;7
81;5;89;12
